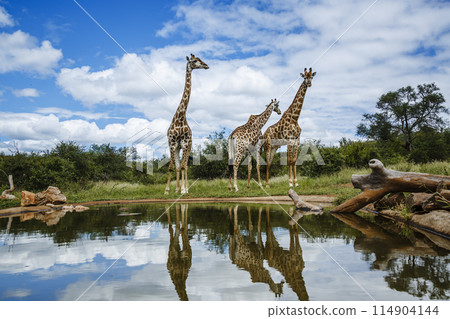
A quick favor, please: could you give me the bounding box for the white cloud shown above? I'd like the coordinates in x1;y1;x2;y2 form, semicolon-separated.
0;30;62;75
0;112;170;153
51;0;450;147
35;107;109;120
1;0;449;153
12;88;40;98
0;6;14;27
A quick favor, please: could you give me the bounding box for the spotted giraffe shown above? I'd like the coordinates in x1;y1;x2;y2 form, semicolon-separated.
262;68;316;188
228;99;281;192
228;205;285;297
166;204;191;301
264;207;308;300
165;54;209;195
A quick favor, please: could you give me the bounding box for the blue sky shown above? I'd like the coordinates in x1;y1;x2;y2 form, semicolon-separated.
1;0;450;154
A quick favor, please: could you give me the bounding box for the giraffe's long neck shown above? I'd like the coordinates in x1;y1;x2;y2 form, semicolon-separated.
283;81;307;123
255;103;275;130
173;63;192;123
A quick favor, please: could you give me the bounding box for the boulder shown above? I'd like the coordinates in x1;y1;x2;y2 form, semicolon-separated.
411;210;450;237
35;186;67;206
0;194;17;200
21;191;36;207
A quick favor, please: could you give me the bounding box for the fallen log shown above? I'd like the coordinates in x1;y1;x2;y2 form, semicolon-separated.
0;175;17;200
374;192;406;210
422;191;450;212
288;189;323;213
288;189;323;225
330;159;450;214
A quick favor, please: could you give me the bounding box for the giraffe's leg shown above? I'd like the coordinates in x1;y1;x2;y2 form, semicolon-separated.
181;204;186;231
256;151;262;188
165;164;173;195
228;164;233;192
180;169;185;194
174;147;181;193
180;140;191;194
176;169;181;193
247;207;253;234
165;146;177;195
233;205;238;230
233;150;244;192
266;145;279;188
287;145;294;188
255;141;263;188
293;141;300;187
264;142;271;188
247;153;252;189
184;166;189;193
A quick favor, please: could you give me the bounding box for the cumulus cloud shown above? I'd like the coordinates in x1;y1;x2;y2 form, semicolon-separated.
0;112;170;153
0;30;62;75
12;88;40;98
3;0;450;152
35;107;109;120
0;6;14;27
50;0;450;148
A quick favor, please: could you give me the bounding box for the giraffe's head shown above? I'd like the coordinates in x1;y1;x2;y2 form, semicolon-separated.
270;98;281;115
186;54;209;70
300;67;316;87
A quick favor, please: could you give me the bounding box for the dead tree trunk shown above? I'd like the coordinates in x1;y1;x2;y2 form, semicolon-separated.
330;159;450;214
0;175;17;200
288;189;323;213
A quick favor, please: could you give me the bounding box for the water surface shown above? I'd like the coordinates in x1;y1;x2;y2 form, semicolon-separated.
0;203;448;301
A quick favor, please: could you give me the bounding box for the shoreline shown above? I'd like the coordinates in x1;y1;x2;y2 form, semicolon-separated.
0;194;335;217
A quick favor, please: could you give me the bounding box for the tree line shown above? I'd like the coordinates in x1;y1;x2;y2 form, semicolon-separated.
0;83;448;192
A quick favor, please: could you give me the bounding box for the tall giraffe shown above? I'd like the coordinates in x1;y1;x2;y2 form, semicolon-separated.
228;205;285;297
264;207;308;300
165;54;209;195
167;204;191;301
263;68;316;188
228;99;281;192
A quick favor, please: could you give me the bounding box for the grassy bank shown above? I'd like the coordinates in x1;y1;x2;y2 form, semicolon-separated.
1;160;448;209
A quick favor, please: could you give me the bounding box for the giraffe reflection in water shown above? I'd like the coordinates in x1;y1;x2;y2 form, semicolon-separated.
166;204;192;301
228;205;308;300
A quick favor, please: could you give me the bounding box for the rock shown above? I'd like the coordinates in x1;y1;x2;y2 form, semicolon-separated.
379;209;450;237
0;194;17;200
20;213;36;222
21;191;36;207
411;210;450;237
35;186;67;206
74;205;89;212
35;210;66;226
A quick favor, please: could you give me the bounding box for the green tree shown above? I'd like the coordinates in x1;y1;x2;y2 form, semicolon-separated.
357;83;448;153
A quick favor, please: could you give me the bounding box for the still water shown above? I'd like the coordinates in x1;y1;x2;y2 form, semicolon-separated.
0;203;448;301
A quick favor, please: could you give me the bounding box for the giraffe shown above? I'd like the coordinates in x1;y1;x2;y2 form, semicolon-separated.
165;54;209;195
228;99;281;192
166;204;192;301
264;207;308;300
228;205;285;298
262;68;316;188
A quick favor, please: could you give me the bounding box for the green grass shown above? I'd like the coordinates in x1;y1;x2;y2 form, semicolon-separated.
1;160;448;209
